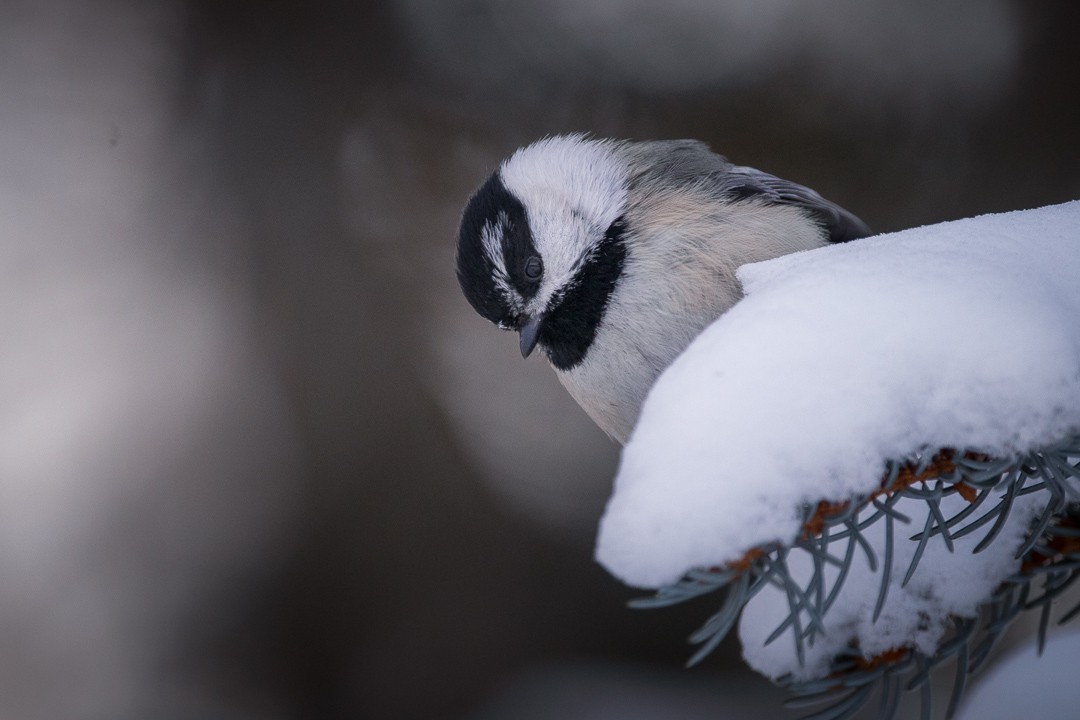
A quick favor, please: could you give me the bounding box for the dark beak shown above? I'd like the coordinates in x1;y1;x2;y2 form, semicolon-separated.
518;315;543;358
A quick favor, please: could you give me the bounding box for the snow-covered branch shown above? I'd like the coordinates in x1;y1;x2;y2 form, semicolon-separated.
595;201;1080;719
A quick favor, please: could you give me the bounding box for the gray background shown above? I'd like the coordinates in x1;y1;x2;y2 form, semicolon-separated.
2;1;1078;718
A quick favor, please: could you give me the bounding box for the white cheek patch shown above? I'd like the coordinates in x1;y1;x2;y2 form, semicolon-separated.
481;213;512;299
480;212;510;281
522;210;588;313
480;213;524;316
500;134;628;316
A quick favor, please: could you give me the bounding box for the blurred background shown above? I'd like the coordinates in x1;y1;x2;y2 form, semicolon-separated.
2;1;1079;718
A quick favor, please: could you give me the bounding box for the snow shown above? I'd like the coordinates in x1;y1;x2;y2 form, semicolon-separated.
593;201;1080;677
955;628;1080;720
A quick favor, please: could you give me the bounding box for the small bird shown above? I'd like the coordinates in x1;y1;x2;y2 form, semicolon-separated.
456;135;870;443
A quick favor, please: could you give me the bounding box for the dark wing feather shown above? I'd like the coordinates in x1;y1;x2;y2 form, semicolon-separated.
721;164;871;243
624;140;871;243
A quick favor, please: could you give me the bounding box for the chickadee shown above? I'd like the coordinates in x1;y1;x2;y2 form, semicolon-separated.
456;135;869;443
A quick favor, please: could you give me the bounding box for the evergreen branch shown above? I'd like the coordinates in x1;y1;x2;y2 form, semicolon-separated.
628;433;1080;719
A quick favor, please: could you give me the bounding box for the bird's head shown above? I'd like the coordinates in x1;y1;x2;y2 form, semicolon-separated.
456;135;630;370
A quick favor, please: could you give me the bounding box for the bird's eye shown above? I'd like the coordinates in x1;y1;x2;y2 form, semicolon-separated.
524;255;543;280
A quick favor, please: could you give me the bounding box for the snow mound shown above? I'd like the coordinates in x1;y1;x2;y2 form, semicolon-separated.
595;200;1080;680
597;200;1080;589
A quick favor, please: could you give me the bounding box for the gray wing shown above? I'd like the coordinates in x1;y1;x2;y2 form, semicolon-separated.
623;139;871;243
721;164;871;242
